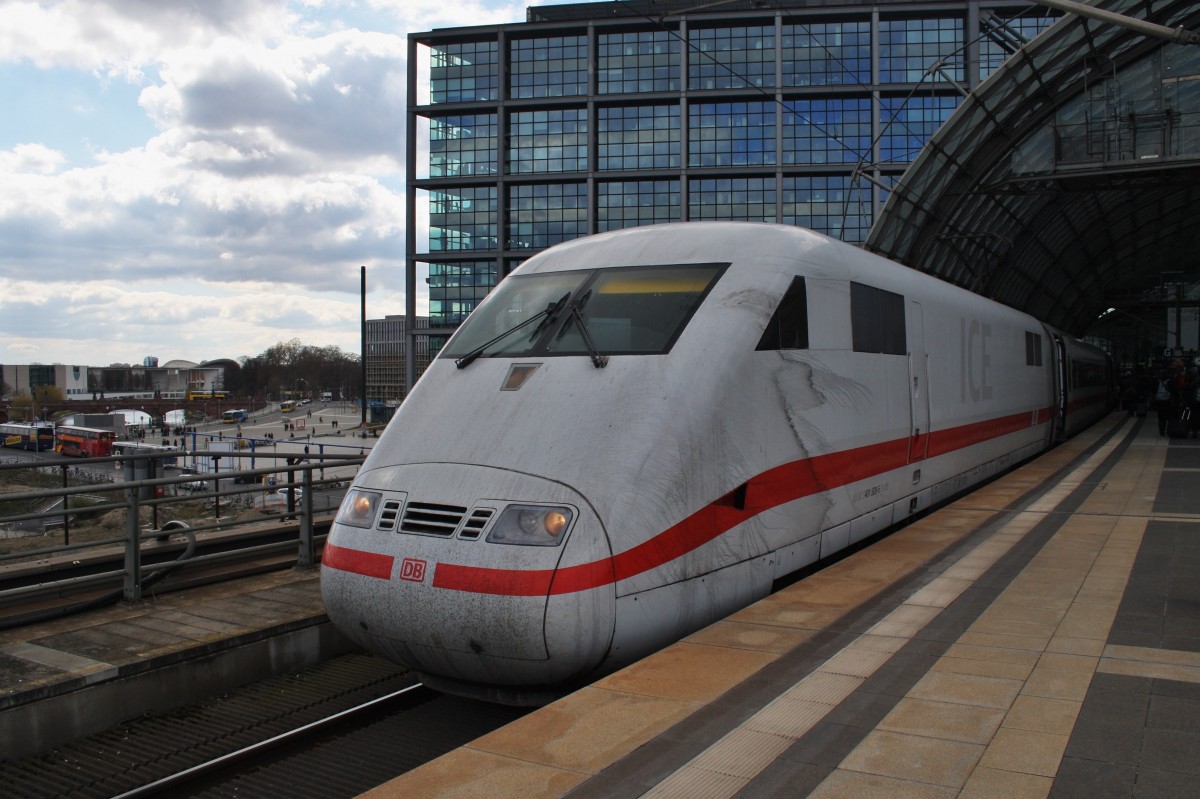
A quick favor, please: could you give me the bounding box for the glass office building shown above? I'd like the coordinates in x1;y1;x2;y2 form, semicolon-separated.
404;0;1061;383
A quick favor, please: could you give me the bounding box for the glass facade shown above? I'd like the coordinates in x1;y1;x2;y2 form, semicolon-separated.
598;31;680;94
428;262;499;326
782;21;871;87
510;34;588;98
507;108;588;173
879;18;964;83
689;26;776;90
783;176;873;243
979;14;1057;78
508;182;588;249
880;95;960;162
410;2;1053;374
429;187;498;251
598;104;681;170
429;114;497;178
784;98;872;165
689;101;776;167
689;177;777;222
598;180;681;231
429;41;498;103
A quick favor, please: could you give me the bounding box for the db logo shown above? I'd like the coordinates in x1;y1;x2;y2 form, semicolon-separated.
400;558;427;583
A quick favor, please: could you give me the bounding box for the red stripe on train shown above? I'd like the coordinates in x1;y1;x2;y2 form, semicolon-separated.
330;408;1053;593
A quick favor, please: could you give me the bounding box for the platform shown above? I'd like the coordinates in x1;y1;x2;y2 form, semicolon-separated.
2;413;1197;797
365;413;1200;799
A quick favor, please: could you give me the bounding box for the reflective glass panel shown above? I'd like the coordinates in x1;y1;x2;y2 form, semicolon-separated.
507;108;588;173
510;35;588;98
782;21;870;87
430;41;498;103
689;26;775;90
429;114;497;177
689;101;776;167
599;31;680;94
598;105;681;170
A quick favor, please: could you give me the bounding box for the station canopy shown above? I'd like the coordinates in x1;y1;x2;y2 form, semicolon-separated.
866;0;1200;343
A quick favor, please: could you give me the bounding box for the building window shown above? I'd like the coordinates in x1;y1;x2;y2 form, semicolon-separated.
429;114;497;177
851;282;906;355
757;277;809;351
510;35;588;98
979;13;1057;79
689;25;776;90
429;187;498;251
782;21;870;87
880;18;964;84
879;95;960;162
782;176;872;243
508;182;588;249
598;180;681;231
689;101;776;167
598;104;681;170
689;177;776;222
428;262;499;326
783;98;871;165
599;31;680;94
507;108;588;174
429;41;498;103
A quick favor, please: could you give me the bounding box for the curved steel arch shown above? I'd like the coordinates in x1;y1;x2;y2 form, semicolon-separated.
866;0;1200;339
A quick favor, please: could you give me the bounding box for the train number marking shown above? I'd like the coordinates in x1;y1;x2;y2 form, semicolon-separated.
400;558;428;583
960;319;993;403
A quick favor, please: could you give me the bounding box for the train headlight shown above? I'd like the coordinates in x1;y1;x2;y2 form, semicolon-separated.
336;489;382;529
487;504;573;546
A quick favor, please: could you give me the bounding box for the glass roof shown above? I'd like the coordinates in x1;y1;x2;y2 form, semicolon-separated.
866;0;1200;337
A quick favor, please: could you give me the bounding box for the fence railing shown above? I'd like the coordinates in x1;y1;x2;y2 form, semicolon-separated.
0;449;365;607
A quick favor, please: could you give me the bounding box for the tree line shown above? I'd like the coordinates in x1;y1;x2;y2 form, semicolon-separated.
234;338;360;400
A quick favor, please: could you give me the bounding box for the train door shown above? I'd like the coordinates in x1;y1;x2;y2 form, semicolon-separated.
908;301;930;463
1053;334;1068;440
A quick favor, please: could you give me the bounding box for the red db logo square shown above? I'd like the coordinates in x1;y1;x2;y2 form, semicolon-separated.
400;558;427;583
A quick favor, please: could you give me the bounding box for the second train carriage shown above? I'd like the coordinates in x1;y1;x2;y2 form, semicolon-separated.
322;223;1112;703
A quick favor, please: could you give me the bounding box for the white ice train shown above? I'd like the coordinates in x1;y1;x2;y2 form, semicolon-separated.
321;223;1112;704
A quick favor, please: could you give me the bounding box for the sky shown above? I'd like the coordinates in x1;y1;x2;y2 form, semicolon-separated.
0;0;527;368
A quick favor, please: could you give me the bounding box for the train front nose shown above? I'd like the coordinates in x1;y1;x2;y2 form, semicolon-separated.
320;464;615;693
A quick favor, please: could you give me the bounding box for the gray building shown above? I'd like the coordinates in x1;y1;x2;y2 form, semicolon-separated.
366;314;432;404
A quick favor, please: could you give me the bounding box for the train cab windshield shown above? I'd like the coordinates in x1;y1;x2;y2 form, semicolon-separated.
442;263;727;363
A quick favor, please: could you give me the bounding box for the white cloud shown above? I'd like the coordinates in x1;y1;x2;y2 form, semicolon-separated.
0;0;525;369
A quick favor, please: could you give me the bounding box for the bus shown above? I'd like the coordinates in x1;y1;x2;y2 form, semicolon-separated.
222;409;248;424
55;426;116;457
279;400;297;413
187;390;229;401
0;422;55;452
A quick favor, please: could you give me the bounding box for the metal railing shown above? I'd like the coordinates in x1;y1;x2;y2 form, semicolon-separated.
0;449;365;608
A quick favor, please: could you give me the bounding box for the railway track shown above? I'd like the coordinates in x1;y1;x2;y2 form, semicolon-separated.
1;653;531;798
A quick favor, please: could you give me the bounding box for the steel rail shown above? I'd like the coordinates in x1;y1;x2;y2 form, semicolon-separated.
108;683;431;799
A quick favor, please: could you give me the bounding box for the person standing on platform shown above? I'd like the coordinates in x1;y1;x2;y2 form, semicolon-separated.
1154;371;1174;436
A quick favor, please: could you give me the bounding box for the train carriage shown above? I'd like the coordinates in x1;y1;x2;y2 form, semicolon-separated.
322;223;1111;704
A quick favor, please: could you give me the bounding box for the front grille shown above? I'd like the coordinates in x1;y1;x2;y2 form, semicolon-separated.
377;499;403;531
400;502;468;536
458;508;494;539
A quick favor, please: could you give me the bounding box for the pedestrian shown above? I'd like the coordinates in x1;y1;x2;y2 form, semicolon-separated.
1154;371;1175;436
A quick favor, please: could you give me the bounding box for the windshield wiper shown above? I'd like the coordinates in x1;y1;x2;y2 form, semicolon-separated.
556;290;609;369
455;293;570;369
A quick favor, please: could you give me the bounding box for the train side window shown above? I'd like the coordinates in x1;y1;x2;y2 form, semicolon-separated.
850;282;906;355
756;276;809;351
1025;331;1043;365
